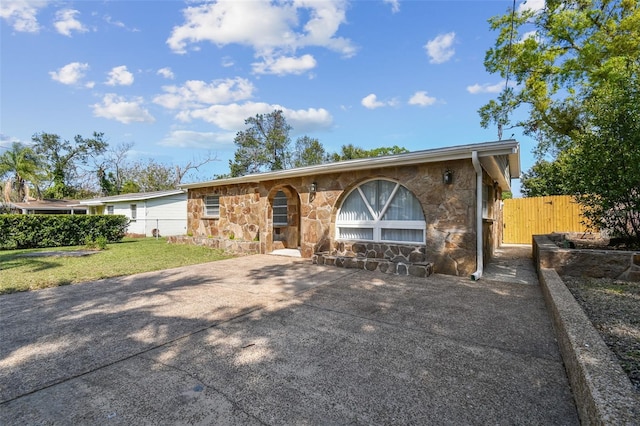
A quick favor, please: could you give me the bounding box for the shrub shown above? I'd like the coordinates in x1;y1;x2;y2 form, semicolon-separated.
0;214;128;250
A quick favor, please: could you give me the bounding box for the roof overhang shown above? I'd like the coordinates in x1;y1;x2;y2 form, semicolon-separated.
180;139;520;191
78;189;186;205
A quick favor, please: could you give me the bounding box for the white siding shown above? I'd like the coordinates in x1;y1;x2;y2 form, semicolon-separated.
89;192;187;237
112;202;146;235
143;195;187;236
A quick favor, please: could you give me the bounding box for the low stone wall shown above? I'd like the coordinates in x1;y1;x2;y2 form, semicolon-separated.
167;235;259;256
533;234;640;281
313;242;433;278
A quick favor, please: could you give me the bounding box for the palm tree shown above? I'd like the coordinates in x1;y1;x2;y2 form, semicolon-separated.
0;142;43;203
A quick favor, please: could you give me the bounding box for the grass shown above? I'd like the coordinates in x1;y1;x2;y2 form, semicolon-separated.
0;237;233;294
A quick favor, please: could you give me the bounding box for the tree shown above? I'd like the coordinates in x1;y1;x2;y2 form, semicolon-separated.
330;144;409;161
481;0;640;154
482;0;640;246
229;110;292;177
520;159;571;197
174;152;219;184
293;136;327;167
330;144;367;161
563;74;640;247
97;142;134;195
0;142;43;202
32;132;107;198
125;159;177;192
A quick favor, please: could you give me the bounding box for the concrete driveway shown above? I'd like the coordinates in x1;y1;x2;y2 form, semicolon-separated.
0;253;578;424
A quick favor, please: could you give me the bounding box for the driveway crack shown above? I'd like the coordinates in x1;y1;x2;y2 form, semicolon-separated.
138;354;270;426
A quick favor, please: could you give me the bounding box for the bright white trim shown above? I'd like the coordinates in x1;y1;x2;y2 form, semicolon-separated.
471;151;483;281
336;180;426;244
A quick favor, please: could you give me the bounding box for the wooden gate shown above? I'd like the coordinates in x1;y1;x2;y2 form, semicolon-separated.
503;195;588;244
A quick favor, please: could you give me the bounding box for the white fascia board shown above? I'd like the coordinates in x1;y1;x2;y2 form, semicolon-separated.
78;189;185;205
180;140;520;190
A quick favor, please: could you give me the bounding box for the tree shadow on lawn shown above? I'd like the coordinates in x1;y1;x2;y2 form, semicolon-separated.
0;257;580;424
0;253;59;274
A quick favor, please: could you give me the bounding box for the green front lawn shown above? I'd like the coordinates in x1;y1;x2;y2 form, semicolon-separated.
0;238;232;294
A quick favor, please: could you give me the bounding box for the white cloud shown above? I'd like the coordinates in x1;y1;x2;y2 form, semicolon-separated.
252;54;317;75
408;91;436;106
520;30;539;42
176;101;332;133
49;62;90;85
54;9;88;36
466;81;509;94
92;94;155;124
159;130;234;149
384;0;400;13
361;93;386;109
221;56;234;68
153;77;255;110
106;65;134;86
104;15;124;28
0;133;21;149
425;32;456;64
518;0;545;13
157;67;175;80
166;0;355;61
0;0;47;33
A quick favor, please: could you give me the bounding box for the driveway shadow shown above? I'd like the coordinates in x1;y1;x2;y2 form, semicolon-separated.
0;255;579;424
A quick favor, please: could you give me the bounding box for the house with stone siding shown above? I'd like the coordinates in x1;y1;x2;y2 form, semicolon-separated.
177;140;520;279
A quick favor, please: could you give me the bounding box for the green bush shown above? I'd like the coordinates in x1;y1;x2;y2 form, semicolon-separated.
0;214;129;250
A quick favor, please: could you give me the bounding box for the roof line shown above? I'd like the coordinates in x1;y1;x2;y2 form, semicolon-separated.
180;139;519;189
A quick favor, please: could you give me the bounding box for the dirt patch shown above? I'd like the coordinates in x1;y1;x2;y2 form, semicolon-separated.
553;233;637;251
563;276;640;394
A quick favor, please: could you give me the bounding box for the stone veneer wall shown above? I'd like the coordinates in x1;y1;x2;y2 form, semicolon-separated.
167;235;260;255
314;242;434;278
185;159;493;276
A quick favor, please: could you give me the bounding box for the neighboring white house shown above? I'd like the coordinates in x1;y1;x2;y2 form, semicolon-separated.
79;190;187;237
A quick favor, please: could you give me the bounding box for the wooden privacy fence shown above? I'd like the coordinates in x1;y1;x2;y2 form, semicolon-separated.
503;195;588;244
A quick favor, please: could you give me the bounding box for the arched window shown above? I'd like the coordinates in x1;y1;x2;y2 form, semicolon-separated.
336;180;426;244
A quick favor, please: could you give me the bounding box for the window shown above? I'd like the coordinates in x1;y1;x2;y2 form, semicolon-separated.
273;191;288;226
336;180;426;244
204;195;220;218
130;204;137;221
106;205;114;215
482;185;489;219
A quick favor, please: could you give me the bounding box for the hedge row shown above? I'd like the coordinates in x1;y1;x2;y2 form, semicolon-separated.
0;214;129;250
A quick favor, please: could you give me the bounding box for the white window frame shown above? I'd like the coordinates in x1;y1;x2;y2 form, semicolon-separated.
130;204;137;221
203;195;220;218
336;180;426;244
106;205;114;215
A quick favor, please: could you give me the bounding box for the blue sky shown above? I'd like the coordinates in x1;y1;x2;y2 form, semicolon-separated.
1;0;544;196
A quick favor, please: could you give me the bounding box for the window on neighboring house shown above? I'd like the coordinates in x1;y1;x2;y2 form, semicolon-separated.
106;205;114;215
130;204;137;221
273;191;288;226
336;179;426;244
204;195;220;218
